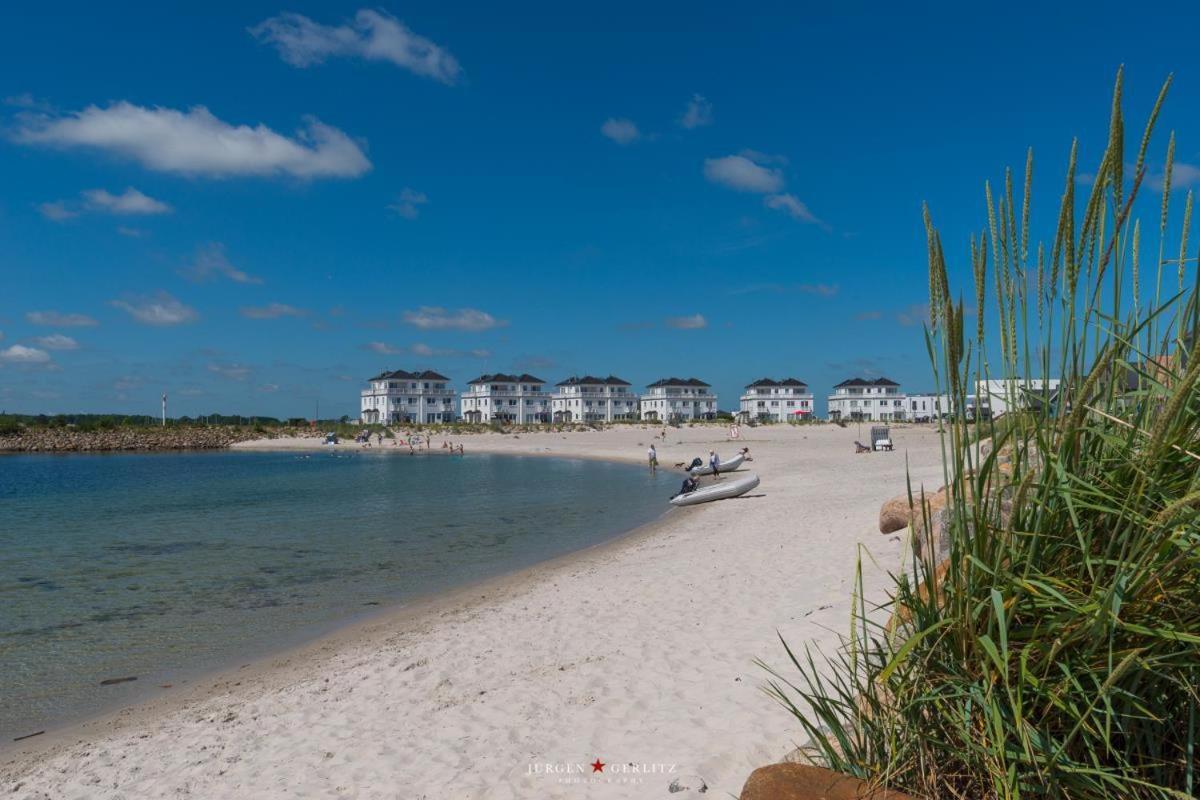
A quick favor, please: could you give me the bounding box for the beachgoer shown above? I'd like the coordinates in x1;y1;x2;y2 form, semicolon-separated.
709;450;721;478
647;444;658;470
674;475;699;498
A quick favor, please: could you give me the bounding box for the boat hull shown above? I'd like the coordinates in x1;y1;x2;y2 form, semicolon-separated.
670;472;760;506
689;452;746;475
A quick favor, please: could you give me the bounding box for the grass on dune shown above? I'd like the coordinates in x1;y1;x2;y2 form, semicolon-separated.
762;69;1200;799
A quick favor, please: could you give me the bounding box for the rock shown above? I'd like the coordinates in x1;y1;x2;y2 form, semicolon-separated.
739;763;914;800
878;494;911;533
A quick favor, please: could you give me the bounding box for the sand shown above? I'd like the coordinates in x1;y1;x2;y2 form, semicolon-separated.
1;423;947;799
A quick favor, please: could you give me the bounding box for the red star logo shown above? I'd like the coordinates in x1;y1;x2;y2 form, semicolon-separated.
590;758;606;773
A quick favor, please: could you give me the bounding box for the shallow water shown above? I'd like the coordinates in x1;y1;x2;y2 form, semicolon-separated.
0;450;671;738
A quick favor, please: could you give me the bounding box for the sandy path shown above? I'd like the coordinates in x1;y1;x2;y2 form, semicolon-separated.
2;423;945;799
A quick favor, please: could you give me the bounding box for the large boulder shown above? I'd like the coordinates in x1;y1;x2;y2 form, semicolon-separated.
878;494;911;533
739;763;914;800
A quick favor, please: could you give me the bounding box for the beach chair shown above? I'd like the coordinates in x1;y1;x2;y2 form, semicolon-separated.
855;441;871;453
871;426;894;451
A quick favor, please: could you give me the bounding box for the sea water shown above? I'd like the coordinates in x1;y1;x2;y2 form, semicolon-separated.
0;450;672;738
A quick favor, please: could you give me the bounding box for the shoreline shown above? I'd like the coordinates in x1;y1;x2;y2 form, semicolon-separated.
2;424;946;798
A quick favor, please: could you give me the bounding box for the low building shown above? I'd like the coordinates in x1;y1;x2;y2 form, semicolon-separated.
975;379;1061;416
904;392;949;422
640;378;718;422
360;370;456;424
460;373;551;424
551;376;637;422
827;377;906;422
739;378;815;422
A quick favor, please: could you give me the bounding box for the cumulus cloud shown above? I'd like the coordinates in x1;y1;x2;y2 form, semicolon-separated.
111;292;198;325
0;344;51;364
601;118;640;145
83;187;171;215
25;310;98;327
207;362;252;381
183;243;262;284
250;9;461;84
680;94;713;129
402;306;507;332
240;303;307;319
15;101;371;179
703;154;784;193
1150;161;1200;192
387;187;428;219
665;313;708;330
33;334;79;350
38;201;77;221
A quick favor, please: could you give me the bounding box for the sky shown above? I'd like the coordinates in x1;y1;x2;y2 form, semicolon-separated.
1;1;1199;418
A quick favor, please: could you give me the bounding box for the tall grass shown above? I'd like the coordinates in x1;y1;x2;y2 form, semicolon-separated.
763;70;1199;799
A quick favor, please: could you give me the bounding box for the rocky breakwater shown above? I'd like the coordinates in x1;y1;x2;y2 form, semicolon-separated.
0;426;311;453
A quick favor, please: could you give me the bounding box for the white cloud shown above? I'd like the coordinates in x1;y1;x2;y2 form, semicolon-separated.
257;383;280;393
366;341;490;358
601;118;640;145
388;187;428;220
110;292;198;325
764;193;821;225
0;344;51;364
33;334;79;350
402;306;507;331
703;154;784;193
83;187;172;215
184;243;262;284
117;226;148;238
25;310;98;327
680;94;713;129
208;363;252;381
250;9;461;85
1150;161;1200;192
38;201;77;221
240;303;306;319
665;313;708;330
15;101;371;179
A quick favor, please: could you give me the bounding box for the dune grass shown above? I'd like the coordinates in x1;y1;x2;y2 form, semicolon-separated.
762;70;1199;799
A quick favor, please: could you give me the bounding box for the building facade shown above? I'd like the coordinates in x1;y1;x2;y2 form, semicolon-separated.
551;376;637;422
827;377;906;421
639;378;718;422
975;379;1061;416
738;378;814;422
460;373;551;424
360;370;457;424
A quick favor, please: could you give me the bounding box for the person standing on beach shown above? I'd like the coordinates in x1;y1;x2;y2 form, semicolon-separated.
709;450;721;478
647;443;658;471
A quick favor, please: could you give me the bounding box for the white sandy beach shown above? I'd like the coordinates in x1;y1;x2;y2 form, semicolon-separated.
2;424;947;799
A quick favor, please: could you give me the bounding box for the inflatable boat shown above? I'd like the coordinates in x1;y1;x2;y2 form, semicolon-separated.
688;452;748;475
670;472;760;506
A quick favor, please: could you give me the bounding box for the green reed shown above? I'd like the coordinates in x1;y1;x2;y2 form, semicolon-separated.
762;69;1199;798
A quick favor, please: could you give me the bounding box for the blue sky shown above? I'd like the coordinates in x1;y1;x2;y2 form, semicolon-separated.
1;2;1198;417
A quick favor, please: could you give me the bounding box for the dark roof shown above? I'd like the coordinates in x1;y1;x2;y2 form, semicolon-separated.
835;377;899;388
779;378;808;387
370;369;450;382
646;377;711;388
555;375;630;386
746;378;779;388
467;373;546;385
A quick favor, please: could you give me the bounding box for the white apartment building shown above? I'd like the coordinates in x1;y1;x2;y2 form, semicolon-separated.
827;377;907;422
639;378;718;422
905;393;949;422
739;378;814;422
976;379;1061;416
460;373;551;424
551;375;638;422
360;370;457;424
